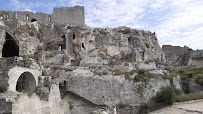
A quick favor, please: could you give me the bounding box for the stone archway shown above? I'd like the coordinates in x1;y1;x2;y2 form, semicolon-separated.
8;67;41;91
2;32;19;57
16;72;36;92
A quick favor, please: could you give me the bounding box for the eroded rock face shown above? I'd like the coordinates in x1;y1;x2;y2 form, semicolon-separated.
0;18;174;113
65;69;171;106
162;45;203;67
189;50;203;66
0;19;166;68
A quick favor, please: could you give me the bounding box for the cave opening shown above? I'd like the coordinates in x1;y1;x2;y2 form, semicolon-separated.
61;35;66;50
31;18;37;22
16;72;36;92
2;33;19;57
82;43;85;50
73;34;75;40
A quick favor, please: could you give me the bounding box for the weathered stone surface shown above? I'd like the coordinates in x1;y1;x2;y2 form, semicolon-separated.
65;69;171;106
189;50;203;66
0;6;84;26
162;45;203;67
0;98;12;114
12;84;70;114
0;7;193;114
162;45;192;67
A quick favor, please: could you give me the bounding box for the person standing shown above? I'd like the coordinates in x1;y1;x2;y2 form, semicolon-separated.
113;106;117;114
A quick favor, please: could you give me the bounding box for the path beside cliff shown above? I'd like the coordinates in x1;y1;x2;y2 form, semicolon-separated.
149;100;203;114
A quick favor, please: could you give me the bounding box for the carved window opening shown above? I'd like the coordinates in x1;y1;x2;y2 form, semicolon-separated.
31;18;37;22
26;15;29;21
48;15;51;21
2;33;19;57
59;80;67;91
6;14;9;19
61;35;66;50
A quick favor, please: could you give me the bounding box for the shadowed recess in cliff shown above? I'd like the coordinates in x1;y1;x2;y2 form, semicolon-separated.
16;72;36;92
2;32;19;57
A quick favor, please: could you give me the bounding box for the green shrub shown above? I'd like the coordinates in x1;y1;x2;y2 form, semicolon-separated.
43;81;51;88
49;71;57;79
134;75;141;82
140;86;180;113
27;54;34;59
116;102;129;109
195;75;203;86
144;59;153;64
37;46;45;51
138;70;145;75
151;86;176;105
99;53;107;59
94;71;108;75
0;83;7;93
42;70;47;76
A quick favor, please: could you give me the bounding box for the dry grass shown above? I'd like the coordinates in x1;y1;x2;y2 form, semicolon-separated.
175;92;203;102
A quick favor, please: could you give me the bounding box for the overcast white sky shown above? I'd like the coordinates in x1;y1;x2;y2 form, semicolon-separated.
1;0;203;49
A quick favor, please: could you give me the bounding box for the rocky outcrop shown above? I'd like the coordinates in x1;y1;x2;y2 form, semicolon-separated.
162;45;203;67
0;19;166;68
0;12;182;114
162;45;192;67
189;50;203;66
65;69;171;106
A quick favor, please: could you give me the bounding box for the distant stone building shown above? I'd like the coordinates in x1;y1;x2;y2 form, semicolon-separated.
0;6;84;26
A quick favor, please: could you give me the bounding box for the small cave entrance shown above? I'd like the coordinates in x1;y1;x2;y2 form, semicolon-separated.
128;37;131;42
16;72;36;92
59;80;67;91
2;33;19;57
73;34;76;40
31;18;37;22
61;35;66;50
82;43;85;50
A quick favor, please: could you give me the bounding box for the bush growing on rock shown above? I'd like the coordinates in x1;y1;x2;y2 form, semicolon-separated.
140;86;181;113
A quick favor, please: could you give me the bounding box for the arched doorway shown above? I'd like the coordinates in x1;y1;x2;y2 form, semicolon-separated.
16;72;36;92
2;33;19;57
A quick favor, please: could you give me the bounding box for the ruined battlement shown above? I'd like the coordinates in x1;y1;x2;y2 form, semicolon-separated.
0;6;84;26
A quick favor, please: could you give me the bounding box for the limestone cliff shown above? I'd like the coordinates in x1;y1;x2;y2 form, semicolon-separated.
0;16;177;114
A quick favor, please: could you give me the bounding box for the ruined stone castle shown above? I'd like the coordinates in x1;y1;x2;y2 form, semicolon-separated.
0;5;202;114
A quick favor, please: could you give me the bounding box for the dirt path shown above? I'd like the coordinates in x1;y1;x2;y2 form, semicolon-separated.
149;100;203;114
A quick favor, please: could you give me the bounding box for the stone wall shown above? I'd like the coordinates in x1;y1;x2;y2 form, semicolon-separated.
62;92;106;114
52;6;84;26
189;50;203;66
163;45;203;67
0;5;84;26
12;84;70;114
162;45;192;66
